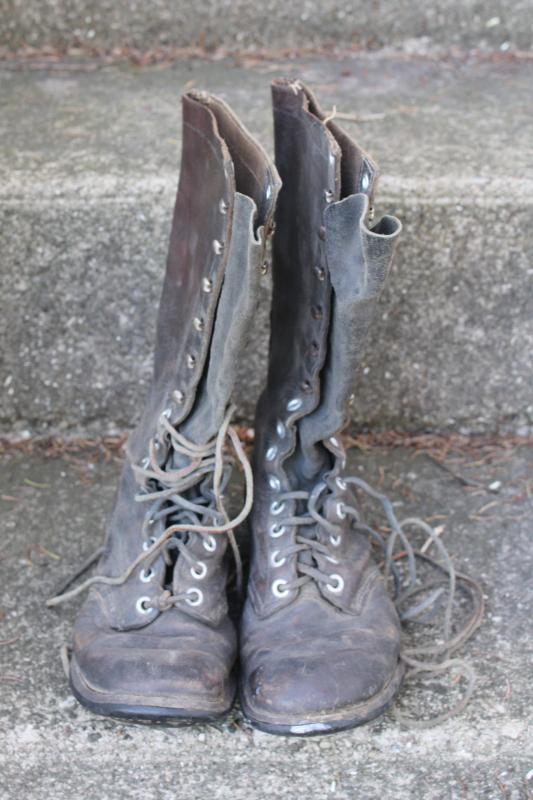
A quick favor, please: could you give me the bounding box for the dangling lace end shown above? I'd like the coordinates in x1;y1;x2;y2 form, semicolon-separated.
342;475;485;727
46;546;104;608
394;657;477;730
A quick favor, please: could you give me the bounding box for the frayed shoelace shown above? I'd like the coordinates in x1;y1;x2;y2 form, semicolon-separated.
47;405;253;610
270;475;484;728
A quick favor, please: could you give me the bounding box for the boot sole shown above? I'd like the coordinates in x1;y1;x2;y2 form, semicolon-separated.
70;655;235;726
240;659;405;736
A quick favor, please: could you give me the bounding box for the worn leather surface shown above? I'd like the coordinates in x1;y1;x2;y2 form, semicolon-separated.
71;91;280;715
240;80;403;727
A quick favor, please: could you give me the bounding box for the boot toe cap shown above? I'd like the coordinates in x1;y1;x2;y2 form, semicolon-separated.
71;595;236;719
244;646;400;723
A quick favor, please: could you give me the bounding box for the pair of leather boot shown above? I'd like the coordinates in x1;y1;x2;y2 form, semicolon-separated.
49;79;411;735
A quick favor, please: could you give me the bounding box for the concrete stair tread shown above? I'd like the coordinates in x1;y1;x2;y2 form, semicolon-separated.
1;54;532;198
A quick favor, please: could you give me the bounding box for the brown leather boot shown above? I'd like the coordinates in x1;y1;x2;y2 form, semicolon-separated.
239;80;404;735
49;91;280;722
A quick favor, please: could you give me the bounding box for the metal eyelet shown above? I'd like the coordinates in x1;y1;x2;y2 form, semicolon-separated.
270;550;286;568
270;500;286;516
212;239;224;255
326;555;340;565
193;317;205;332
203;535;217;552
361;171;370;191
142;536;157;551
219;199;228;214
266;184;272;200
173;389;185;404
326;574;345;594
287;398;302;412
186;354;196;369
269;475;281;491
136;596;153;614
140;568;154;583
160;407;172;422
266;446;277;462
190;561;207;580
260;260;269;276
276;420;286;438
314;265;325;281
336;502;347;520
324;189;334;203
330;436;340;447
271;579;290;598
185;588;203;606
329;533;342;547
141;456;150;469
269;523;286;539
202;278;213;293
336;477;347;491
300;380;312;393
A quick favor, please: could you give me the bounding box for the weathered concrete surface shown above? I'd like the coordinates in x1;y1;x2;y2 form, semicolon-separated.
1;0;533;53
0;442;532;799
1;55;532;436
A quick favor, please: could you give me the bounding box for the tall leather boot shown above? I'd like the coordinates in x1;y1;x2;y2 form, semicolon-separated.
49;91;280;722
240;80;403;735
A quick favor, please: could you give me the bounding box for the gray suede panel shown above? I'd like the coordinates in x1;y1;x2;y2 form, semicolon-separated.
183;192;263;443
299;192;401;474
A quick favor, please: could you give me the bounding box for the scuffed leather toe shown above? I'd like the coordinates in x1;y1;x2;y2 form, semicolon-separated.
246;645;397;718
71;593;236;719
240;592;404;733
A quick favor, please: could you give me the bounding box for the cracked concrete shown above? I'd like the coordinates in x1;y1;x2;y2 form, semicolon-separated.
0;441;531;798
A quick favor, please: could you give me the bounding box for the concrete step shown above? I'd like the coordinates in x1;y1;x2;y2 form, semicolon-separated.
0;54;532;436
0;441;531;799
1;0;533;53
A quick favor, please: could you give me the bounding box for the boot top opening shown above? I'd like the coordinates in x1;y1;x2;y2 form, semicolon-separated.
186;90;280;234
271;78;379;205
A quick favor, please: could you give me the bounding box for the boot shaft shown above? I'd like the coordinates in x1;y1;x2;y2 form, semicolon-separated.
256;80;401;485
87;92;280;631
129;91;280;462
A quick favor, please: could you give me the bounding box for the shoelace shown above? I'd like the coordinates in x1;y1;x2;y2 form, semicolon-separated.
271;474;484;728
47;405;253;610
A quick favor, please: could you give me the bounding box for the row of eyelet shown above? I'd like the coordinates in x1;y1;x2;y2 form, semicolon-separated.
269;194;331;457
135;198;229;616
266;164;337;599
152;197;227;430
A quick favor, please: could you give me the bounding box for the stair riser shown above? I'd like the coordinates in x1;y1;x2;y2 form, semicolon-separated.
2;189;531;435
